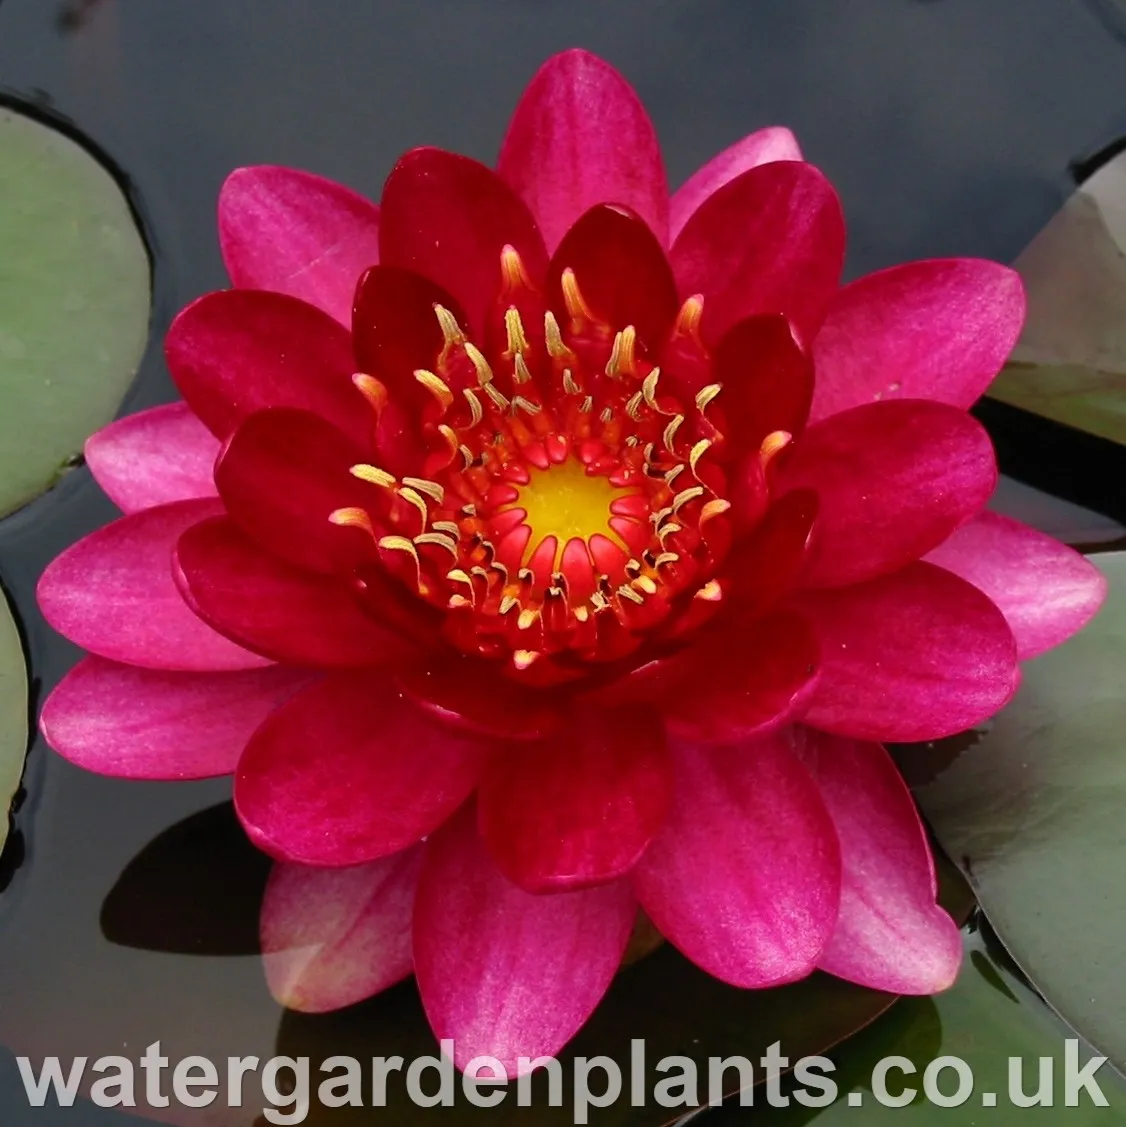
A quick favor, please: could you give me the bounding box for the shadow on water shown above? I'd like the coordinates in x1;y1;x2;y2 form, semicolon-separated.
1;0;1126;1122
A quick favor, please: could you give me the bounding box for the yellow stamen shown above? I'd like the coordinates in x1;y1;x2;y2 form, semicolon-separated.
501;245;533;290
328;507;374;534
402;477;445;504
695;383;722;412
675;294;704;338
352;372;388;411
760;429;793;469
434;304;464;347
505;307;530;356
695;578;723;602
414;369;454;411
349;464;395;488
463;342;494;386
561;268;595;322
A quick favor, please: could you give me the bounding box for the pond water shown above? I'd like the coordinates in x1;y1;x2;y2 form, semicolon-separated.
1;0;1126;1123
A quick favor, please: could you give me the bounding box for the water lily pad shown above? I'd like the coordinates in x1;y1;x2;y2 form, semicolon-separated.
987;145;1126;447
0;105;150;518
916;552;1126;1072
0;588;26;856
696;926;1126;1124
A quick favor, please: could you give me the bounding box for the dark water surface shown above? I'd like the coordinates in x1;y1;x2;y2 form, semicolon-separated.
1;0;1126;1123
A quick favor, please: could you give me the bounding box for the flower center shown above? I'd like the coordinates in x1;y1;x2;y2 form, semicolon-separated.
502;458;638;576
336;247;744;682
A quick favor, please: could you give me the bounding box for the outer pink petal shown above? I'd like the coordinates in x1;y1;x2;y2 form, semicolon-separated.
477;704;671;893
632;732;841;988
810;259;1026;422
234;672;485;867
40;658;312;780
497;49;669;251
797;562;1019;742
670;160;845;345
669;126;803;242
37;499;270;672
414;806;637;1077
776;399;997;587
925;511;1107;660
85;403;219;514
165;289;369;446
261;848;420;1013
219;165;381;326
798;730;962;994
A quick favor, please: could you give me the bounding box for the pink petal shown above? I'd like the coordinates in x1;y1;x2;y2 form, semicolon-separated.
175;515;411;668
775;399;997;587
37;499;270;672
396;655;562;740
810;259;1026;422
165;289;370;446
219;165;381;326
40;657;312;780
798;730;962;994
85;403;219;514
670;126;803;242
670;160;845;346
544;203;679;351
497;49;668;251
710;313;814;451
379;147;547;338
722;489;819;620
797;561;1019;742
352;264;466;409
414;805;636;1076
647;611;821;743
261;848;421;1013
477;704;671;893
925;511;1107;660
632;732;841;988
234;672;485;867
215;407;372;576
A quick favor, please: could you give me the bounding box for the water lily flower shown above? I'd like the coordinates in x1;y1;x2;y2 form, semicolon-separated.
38;49;1105;1076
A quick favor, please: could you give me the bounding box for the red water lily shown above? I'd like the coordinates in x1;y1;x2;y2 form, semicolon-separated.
38;49;1104;1075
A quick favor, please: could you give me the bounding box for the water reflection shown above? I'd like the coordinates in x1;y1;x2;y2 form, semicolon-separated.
56;0;111;33
101;803;269;956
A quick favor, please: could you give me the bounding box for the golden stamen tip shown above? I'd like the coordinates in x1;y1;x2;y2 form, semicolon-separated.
414;369;454;410
500;245;533;290
352;372;388;409
349;464;396;488
463;341;494;387
759;429;793;468
561;268;594;322
433;304;465;346
695;578;723;602
328;506;373;531
676;294;704;336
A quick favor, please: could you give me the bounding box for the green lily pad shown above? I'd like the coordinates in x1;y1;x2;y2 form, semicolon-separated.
0;105;150;518
696;926;1126;1124
915;551;1126;1073
0;587;26;856
987;146;1126;446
